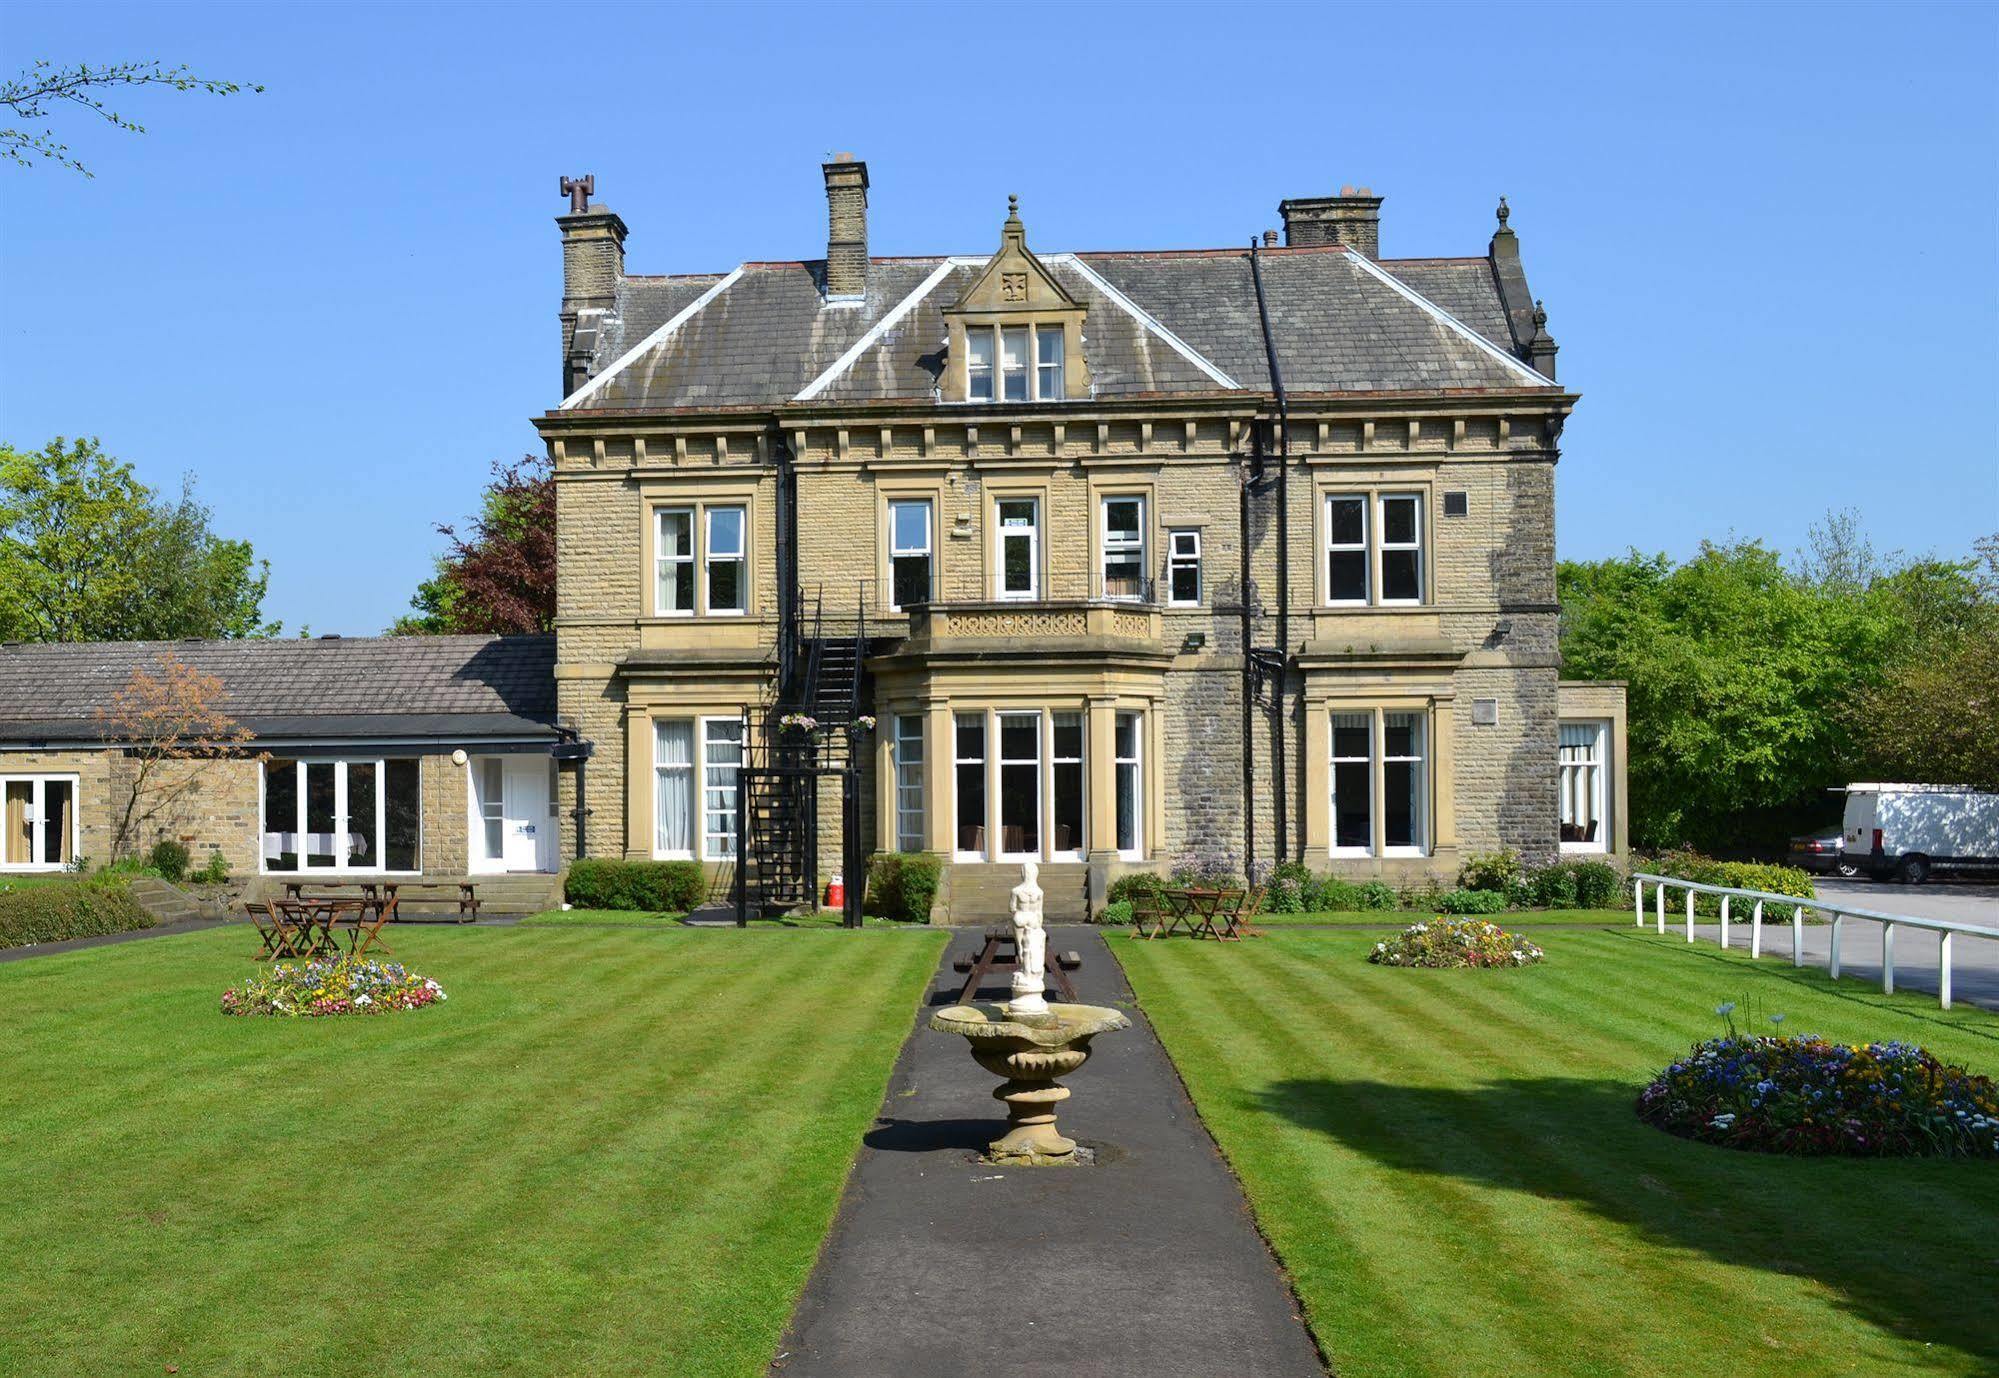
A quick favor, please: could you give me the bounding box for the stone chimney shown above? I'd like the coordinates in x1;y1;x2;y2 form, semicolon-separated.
557;174;627;397
1278;185;1383;257
822;153;869;301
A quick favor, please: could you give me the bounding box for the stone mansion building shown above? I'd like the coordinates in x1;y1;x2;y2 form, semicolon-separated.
0;159;1625;921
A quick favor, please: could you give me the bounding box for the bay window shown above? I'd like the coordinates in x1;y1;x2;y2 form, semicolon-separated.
1559;720;1608;851
998;712;1041;859
894;715;926;853
889;499;933;610
1115;711;1144;858
1101;496;1146;601
1050;711;1084;858
955;713;987;858
261;758;420;873
1;775;77;871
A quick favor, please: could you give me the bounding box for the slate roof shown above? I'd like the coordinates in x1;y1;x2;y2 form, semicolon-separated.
0;635;557;744
561;243;1552;413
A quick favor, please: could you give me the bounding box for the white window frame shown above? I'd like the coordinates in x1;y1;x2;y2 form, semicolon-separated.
1381;710;1428;856
655;507;695;618
1036;328;1064;401
1377;493;1425;606
1167;529;1202;607
996;710;1043;862
704;505;747;617
1100;495;1147;602
700;716;744;861
1048;710;1086;861
966;327;995;401
652;718;696;860
1324;495;1371;606
258;758;422;876
0;773;80;872
1327;712;1374;858
895;714;925;853
953;711;988;862
1000;325;1030;402
888;499;934;612
1114;711;1144;860
1559;719;1610;854
995;497;1041;601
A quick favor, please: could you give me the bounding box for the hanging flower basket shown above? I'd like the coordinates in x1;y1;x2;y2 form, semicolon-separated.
851;715;877;734
779;713;822;737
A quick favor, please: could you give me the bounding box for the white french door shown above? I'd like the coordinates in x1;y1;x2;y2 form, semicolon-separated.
1;775;78;871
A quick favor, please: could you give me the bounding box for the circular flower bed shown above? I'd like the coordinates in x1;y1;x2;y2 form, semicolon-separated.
1638;1029;1999;1157
1367;917;1545;968
221;957;446;1018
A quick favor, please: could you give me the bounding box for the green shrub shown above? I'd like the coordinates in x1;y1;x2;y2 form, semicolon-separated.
1305;877;1364;912
1438;887;1511;915
863;853;941;923
145;839;190;883
1459;849;1523;893
0;876;151;949
1107;872;1166;907
1097;899;1134;927
1531;865;1579;909
1566;859;1623;909
190;850;231;884
1357;881;1398;911
1262;876;1307;913
564;858;707;912
1645;849;1814;916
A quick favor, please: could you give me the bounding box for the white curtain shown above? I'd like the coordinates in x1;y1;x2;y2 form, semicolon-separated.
654;721;693;855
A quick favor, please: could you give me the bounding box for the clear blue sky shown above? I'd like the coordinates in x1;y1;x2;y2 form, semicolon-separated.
3;1;1994;635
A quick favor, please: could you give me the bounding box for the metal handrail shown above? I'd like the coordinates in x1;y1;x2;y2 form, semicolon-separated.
1632;872;1999;1010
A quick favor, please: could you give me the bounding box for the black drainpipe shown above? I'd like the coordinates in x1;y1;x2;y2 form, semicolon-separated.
1248;240;1291;865
1239;462;1255;881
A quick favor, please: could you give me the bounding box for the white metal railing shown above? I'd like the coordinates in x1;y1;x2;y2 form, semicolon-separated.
1632;873;1999;1011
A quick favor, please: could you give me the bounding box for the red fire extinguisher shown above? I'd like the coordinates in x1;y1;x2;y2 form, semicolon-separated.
826;874;845;910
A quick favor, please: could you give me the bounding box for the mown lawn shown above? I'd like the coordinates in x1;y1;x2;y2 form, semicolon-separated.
0;923;945;1376
519;908;916;930
1117;927;1999;1378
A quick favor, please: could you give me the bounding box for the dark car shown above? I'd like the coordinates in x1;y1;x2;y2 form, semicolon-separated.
1789;830;1857;877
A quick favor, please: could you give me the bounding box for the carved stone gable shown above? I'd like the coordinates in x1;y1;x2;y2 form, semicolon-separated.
940;196;1091;403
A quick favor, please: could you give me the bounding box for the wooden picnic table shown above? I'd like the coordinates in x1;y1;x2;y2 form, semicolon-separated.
283;880;479;921
1136;887;1258;941
249;893;396;961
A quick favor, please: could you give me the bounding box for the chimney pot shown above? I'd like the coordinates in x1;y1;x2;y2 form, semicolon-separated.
1278;185;1384;257
1262;229;1279;247
822;155;870;300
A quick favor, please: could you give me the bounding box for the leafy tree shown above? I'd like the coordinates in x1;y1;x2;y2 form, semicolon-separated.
394;454;555;635
2;59;261;177
1558;519;1990;854
0;437;277;642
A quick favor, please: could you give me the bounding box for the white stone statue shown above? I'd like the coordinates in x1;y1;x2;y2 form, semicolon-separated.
1007;860;1049;1016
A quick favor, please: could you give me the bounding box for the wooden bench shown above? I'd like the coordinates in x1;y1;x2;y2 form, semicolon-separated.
282;881;479;923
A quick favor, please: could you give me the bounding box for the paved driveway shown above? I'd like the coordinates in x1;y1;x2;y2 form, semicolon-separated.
1813;877;1999;926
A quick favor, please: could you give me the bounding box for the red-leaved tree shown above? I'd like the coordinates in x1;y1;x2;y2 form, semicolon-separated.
395;454;555;635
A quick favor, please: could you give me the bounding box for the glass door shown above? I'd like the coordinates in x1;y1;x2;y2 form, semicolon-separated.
1;777;75;870
997;711;1041;860
997;498;1039;600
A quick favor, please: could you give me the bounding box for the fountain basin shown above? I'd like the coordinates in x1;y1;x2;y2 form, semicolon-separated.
930;1002;1131;1165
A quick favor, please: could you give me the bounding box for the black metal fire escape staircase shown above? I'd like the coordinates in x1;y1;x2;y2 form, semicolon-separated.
735;586;869;926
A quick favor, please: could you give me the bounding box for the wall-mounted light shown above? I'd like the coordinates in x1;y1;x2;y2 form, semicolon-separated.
1182;631;1207;652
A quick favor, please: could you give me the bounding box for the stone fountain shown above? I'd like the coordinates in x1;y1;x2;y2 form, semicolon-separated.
930;861;1130;1165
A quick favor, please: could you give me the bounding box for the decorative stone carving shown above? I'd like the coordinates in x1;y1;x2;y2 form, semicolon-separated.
1007;861;1047;1016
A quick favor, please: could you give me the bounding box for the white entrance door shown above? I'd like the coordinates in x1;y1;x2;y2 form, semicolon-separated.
473;757;553;873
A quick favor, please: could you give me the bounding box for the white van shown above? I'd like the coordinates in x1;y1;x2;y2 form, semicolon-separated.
1841;784;1999;883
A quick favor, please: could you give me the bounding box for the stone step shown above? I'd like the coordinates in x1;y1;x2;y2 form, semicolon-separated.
939;862;1092;925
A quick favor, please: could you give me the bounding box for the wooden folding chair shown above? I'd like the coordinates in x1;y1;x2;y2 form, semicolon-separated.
1128;891;1167;939
340;892;396;958
248;899;310;961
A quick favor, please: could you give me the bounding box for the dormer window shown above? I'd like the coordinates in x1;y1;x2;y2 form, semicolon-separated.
967;330;995;401
962;323;1066;403
1037;330;1064;399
